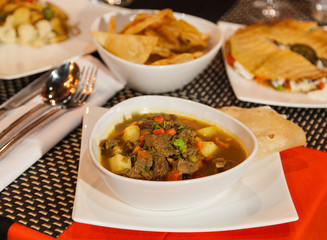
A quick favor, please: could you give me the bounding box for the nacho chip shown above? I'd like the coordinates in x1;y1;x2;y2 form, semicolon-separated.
192;51;206;58
151;46;173;58
90;31;108;46
166;19;208;51
108;15;116;33
121;9;173;35
119;12;148;34
151;52;195;65
152;23;180;45
144;26;180;50
92;9;210;65
92;31;158;64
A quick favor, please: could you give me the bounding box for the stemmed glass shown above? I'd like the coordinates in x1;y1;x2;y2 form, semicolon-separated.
91;0;134;7
249;0;297;22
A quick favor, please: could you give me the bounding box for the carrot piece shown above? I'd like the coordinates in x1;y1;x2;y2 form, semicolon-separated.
137;150;148;159
319;81;325;89
204;155;213;162
153;128;165;135
132;145;142;154
139;131;150;143
195;141;204;150
166;128;176;136
166;171;182;181
225;52;235;67
154;116;164;124
255;75;266;82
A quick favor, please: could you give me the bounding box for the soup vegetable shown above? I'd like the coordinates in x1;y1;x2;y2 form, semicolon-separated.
99;113;248;181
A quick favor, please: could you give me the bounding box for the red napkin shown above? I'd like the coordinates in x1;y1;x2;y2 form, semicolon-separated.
8;146;327;240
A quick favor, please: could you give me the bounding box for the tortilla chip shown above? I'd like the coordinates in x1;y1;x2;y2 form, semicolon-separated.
151;53;195;65
91;9;210;65
121;9;173;35
90;31;109;46
151;46;173;58
192;51;206;58
218;106;306;157
166;19;207;51
103;33;158;64
119;12;148;34
108;16;116;33
153;23;180;45
144;26;180;50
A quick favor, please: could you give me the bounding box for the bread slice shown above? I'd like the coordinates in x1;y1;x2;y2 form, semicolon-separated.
229;30;279;73
295;28;327;59
257;19;317;45
254;47;327;81
218;106;306;157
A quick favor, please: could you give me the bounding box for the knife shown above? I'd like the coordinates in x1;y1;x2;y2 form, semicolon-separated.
0;70;52;119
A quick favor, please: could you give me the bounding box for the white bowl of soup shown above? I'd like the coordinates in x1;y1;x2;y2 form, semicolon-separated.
89;96;258;210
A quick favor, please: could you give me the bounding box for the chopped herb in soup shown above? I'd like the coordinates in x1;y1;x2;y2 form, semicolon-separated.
99;113;248;181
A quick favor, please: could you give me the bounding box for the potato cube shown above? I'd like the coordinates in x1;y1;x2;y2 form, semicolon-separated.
108;153;131;172
30;11;43;23
13;7;30;27
197;125;218;138
200;141;218;157
123;125;140;142
50;17;67;35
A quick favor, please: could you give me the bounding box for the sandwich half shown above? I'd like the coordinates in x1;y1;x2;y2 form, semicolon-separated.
225;19;327;93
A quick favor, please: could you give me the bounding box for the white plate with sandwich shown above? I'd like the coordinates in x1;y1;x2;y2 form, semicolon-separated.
219;21;327;108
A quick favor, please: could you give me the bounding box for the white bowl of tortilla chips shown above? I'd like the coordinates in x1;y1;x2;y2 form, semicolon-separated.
90;9;223;93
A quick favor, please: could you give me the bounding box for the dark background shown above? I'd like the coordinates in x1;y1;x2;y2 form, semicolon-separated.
127;0;238;22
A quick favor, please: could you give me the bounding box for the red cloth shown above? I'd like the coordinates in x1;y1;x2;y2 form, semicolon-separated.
8;146;327;240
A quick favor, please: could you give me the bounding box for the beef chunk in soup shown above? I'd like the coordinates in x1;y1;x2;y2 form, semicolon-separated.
122;140;134;154
119;151;169;180
172;158;200;175
152;155;170;179
134;150;154;179
144;133;179;157
177;128;196;144
139;118;155;129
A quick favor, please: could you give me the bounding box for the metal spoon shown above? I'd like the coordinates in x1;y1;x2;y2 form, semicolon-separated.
42;61;80;106
0;62;80;140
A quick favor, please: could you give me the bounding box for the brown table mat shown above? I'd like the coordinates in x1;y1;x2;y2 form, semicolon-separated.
0;0;326;238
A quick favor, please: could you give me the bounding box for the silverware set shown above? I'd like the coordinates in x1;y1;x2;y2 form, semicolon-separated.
0;62;98;159
0;70;51;119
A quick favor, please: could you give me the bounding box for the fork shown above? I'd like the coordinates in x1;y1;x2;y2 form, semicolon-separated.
0;65;98;158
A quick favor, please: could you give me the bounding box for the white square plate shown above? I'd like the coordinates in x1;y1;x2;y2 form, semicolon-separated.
219;21;327;108
0;0;118;79
72;106;298;232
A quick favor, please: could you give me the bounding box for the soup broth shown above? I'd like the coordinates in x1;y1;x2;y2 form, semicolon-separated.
99;113;248;181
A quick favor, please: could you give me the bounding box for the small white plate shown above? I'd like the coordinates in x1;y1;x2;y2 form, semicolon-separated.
72;106;298;232
0;0;119;79
219;21;327;108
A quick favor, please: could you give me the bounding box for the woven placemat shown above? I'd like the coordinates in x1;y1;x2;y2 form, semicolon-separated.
0;0;326;237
